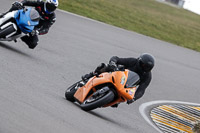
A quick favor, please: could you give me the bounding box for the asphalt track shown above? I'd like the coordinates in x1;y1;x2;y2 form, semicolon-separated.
0;0;200;133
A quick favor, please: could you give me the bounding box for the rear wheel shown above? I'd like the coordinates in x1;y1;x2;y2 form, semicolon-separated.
65;81;82;102
81;89;114;111
0;24;16;38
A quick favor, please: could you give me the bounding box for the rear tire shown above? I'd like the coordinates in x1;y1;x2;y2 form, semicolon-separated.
81;90;114;111
0;24;16;38
65;81;81;102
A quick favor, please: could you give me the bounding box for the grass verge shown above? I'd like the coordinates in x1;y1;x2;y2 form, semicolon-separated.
58;0;200;52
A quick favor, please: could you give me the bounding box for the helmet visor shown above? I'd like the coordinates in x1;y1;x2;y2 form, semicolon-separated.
46;2;56;13
139;60;152;72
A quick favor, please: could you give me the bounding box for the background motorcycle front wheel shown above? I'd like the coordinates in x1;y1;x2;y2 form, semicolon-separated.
80;90;114;111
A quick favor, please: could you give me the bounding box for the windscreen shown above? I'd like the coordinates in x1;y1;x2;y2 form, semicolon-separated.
125;71;140;88
30;8;40;21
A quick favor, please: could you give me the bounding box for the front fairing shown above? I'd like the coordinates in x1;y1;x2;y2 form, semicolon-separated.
14;8;39;34
74;72;113;103
112;70;137;100
74;70;139;103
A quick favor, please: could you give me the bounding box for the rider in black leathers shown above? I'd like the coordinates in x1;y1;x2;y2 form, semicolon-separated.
0;0;58;49
81;53;155;107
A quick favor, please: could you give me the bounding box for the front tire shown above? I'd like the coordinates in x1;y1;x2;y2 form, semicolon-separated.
0;24;16;38
81;90;114;111
65;81;81;102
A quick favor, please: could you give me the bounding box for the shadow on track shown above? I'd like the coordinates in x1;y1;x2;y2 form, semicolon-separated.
62;97;81;108
0;42;31;57
89;111;119;123
63;97;135;130
88;110;135;130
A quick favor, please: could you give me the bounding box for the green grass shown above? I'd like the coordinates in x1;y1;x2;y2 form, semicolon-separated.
58;0;200;52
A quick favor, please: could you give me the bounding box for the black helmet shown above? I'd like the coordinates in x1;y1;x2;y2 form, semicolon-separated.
138;53;155;73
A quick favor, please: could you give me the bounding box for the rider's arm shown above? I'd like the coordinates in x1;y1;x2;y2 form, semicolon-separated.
21;0;43;7
134;72;152;100
109;56;137;68
38;13;56;35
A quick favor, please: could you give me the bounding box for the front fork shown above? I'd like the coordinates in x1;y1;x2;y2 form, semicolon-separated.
93;86;110;97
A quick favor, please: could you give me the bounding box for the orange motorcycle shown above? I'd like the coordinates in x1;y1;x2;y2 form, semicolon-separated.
65;68;140;111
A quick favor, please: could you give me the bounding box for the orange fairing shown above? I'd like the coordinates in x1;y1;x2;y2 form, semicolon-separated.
112;71;135;99
74;70;137;104
74;72;113;103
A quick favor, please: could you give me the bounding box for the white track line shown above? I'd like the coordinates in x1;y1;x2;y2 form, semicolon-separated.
139;100;200;133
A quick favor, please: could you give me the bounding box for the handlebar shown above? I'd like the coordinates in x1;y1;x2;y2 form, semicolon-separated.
12;1;25;10
109;64;124;72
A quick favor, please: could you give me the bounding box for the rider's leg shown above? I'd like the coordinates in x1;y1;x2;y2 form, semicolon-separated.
21;35;39;49
81;63;107;82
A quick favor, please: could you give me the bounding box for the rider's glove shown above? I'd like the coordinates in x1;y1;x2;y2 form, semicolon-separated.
12;1;24;9
109;61;117;66
127;98;135;105
108;61;117;71
30;30;39;36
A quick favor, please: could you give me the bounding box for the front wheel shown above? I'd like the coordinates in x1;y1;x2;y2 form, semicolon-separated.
0;24;16;38
80;90;114;111
65;81;82;102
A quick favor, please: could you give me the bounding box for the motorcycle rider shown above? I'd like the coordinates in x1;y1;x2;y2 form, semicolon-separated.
81;53;155;107
0;0;58;49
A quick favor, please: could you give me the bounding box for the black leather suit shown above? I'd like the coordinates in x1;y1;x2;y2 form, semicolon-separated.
109;56;152;101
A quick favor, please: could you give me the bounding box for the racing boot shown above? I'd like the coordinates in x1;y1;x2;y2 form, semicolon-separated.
94;63;106;74
81;72;94;82
111;103;119;108
21;35;38;49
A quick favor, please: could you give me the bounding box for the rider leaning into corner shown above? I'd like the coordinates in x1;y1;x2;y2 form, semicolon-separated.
81;53;155;107
0;0;59;49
